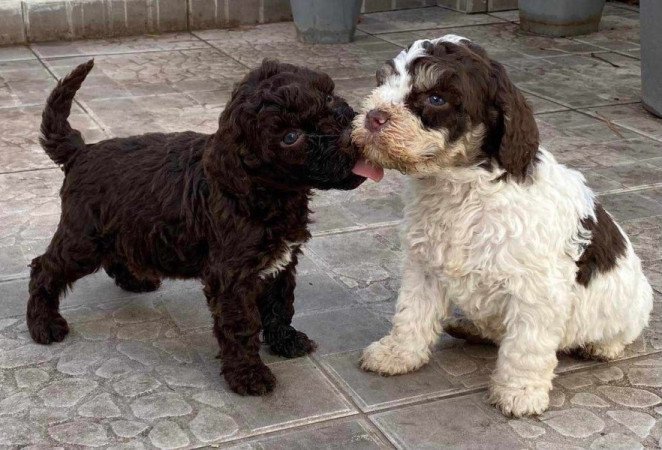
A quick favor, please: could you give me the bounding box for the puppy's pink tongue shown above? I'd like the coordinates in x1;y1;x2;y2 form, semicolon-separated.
352;159;384;182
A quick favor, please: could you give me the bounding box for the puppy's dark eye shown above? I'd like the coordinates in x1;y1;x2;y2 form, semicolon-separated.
326;95;334;103
428;95;446;106
282;130;302;146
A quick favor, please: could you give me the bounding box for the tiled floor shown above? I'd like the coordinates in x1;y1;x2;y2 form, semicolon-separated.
1;2;662;448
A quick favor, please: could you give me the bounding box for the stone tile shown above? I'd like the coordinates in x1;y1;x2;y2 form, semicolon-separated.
535;112;662;172
209;32;402;81
233;418;387;449
572;4;640;53
0;271;179;319
590;162;662;191
148;420;189;449
159;279;213;332
334;76;377;110
526;93;569;115
371;394;524;448
357;6;503;34
320;336;598;412
538;110;639;143
0;104;106;173
293;306;391;355
189;406;239;443
515;52;642;108
599;191;662;223
312;170;407;211
306;226;403;287
359;352;662;447
82;93;223;137
0;169;63;279
503;354;662;448
321;348;459;412
32;33;208;58
0;46;35;62
0;301;355;446
221;358;355;433
310;191;405;234
622;216;662;262
0;7;659;449
293;272;359;316
376;22;603;60
48;420;109;447
586;103;662;141
43;49;248;102
0;59;57;108
308;204;359;234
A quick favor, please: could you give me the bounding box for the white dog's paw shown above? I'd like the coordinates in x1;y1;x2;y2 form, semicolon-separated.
360;338;428;375
581;341;625;362
489;384;549;417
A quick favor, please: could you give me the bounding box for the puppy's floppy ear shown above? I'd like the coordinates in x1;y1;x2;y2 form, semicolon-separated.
203;128;251;197
489;61;539;180
202;61;277;197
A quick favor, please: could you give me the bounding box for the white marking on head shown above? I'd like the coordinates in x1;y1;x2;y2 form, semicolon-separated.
439;34;470;44
372;34;472;106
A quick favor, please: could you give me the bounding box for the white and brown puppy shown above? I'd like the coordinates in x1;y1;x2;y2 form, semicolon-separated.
352;35;653;417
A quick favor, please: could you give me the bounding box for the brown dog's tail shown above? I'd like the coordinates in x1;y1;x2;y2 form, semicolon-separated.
40;59;94;167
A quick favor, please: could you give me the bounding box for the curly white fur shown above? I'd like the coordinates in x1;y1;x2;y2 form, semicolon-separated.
362;150;653;416
359;35;653;418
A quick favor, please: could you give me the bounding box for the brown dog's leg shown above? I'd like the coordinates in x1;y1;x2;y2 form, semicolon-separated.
259;258;316;358
27;226;101;344
204;271;276;396
104;257;161;293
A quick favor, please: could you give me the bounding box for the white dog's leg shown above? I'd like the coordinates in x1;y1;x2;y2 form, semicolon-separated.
361;258;449;375
489;280;570;417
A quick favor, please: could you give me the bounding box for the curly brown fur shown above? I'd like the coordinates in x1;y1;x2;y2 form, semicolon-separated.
27;58;365;396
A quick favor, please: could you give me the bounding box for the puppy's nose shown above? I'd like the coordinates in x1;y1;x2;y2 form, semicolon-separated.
366;109;390;132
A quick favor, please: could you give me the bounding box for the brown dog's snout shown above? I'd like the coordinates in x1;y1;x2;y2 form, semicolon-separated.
365;109;390;132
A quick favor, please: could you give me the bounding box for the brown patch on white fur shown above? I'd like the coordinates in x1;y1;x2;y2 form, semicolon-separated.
352;37;539;181
351;100;485;175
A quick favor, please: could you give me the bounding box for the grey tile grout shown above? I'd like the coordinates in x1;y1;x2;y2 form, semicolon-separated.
311;220;402;238
0;166;58;176
206;414;393;448
309;347;662;419
190;31;253;71
27;43;211;61
597;182;662;196
307;352;398;448
574;107;662;143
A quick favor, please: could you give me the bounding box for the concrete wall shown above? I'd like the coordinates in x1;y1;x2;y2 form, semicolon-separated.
437;0;517;13
0;0;506;45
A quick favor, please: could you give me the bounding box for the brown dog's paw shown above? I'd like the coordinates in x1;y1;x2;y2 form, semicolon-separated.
224;363;276;396
269;330;317;358
28;313;69;344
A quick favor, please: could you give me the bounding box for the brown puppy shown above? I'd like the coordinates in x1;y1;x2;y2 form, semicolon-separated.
27;59;377;395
